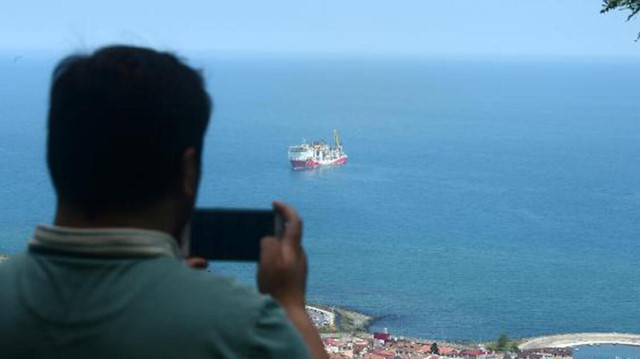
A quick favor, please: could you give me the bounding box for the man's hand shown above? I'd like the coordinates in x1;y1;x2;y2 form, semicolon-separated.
258;201;307;309
257;201;328;359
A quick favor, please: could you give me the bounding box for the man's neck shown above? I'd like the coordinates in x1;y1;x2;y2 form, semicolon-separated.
54;201;183;239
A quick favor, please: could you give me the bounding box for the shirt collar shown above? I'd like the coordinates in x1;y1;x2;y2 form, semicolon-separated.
29;225;182;259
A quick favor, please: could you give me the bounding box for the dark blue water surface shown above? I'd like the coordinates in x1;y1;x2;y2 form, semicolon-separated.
1;53;639;340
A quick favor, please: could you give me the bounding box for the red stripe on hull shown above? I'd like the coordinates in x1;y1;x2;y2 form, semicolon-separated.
290;156;347;170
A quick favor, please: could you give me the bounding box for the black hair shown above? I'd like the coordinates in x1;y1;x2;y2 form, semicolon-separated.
47;45;211;214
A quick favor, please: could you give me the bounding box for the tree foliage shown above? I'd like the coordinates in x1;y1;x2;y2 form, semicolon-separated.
601;0;640;39
497;333;510;351
487;333;519;353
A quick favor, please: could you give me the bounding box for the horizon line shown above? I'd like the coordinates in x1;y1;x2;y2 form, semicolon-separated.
0;47;638;63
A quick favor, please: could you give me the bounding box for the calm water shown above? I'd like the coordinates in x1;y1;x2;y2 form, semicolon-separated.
1;52;639;341
575;345;640;359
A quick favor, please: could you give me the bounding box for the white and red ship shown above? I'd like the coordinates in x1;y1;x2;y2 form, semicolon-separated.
288;130;347;170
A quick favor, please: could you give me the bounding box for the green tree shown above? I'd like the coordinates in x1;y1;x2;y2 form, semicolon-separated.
497;333;510;351
487;333;516;352
431;342;439;354
601;0;640;39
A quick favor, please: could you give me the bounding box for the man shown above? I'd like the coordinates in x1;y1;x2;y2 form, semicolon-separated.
0;46;327;359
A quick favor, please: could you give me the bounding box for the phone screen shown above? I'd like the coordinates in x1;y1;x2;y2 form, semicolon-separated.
188;208;281;261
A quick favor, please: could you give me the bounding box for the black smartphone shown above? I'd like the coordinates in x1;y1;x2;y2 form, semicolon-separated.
187;208;284;261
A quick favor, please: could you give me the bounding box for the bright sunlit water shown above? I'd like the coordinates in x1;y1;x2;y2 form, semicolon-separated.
1;53;639;340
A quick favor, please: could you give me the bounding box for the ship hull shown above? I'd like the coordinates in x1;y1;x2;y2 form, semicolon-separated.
290;156;347;170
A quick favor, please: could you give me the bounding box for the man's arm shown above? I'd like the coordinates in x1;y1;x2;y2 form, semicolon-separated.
257;201;328;359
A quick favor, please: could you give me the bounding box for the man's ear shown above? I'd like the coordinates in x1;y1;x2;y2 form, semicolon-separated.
181;147;199;199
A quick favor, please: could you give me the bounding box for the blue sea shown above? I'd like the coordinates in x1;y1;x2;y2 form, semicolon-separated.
575;345;640;359
1;52;640;341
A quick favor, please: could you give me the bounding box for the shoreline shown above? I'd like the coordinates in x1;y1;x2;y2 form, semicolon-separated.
308;303;566;349
311;306;640;351
306;303;376;333
307;303;490;348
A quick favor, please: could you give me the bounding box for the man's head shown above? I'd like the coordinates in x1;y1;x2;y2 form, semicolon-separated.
47;45;211;234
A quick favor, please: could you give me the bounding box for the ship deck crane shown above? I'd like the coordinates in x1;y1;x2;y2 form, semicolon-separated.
333;129;342;151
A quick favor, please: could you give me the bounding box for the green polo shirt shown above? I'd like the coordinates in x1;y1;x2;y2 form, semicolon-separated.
0;225;312;359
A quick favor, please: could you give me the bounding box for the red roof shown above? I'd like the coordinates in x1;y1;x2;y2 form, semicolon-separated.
439;347;458;355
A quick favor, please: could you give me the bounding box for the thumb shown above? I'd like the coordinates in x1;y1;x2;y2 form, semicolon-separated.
185;257;208;270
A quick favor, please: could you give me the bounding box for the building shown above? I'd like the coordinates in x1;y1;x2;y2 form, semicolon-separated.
460;349;490;359
374;331;391;343
439;346;460;356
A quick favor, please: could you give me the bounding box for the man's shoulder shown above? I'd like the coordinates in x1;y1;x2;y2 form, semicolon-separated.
1;253;271;323
142;260;278;329
0;254;35;310
0;255;310;358
0;254;28;278
166;264;270;312
136;261;311;356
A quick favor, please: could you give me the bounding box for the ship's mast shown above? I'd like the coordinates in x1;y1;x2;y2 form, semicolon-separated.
333;129;341;152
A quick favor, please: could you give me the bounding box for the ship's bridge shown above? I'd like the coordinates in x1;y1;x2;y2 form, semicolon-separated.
288;145;313;160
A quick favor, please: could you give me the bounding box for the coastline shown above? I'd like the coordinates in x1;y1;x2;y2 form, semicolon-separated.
308;303;524;349
306;303;375;333
310;306;640;353
308;303;489;348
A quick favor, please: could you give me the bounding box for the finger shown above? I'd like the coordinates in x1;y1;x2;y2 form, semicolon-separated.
273;201;303;247
289;219;303;247
259;236;280;266
185;257;208;270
